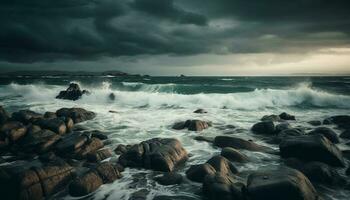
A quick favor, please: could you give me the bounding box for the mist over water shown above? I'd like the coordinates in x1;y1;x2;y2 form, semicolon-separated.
1;76;350;200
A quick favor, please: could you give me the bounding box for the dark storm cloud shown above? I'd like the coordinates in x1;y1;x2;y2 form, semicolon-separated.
0;0;349;63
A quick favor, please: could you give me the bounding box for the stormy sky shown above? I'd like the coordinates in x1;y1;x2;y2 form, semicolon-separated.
0;0;350;75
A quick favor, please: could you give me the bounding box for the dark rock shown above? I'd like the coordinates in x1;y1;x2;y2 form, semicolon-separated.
0;121;27;142
279;112;296;120
39;152;57;162
172;120;211;131
43;112;57;119
56;83;88;101
109;93;116;101
261;115;281;122
340;130;350;139
194;109;207;114
308;127;339;144
114;144;129;155
203;173;244;200
221;147;249;163
56;107;96;123
75;137;104;159
214;136;276;154
186;163;216;183
308;120;322;126
285;158;346;186
69;162;121;197
206;155;238;174
154;172;183;185
0;106;9;125
275;123;291;133
280;135;345;167
33;118;67;135
87;130;108;140
63;117;74;133
55;133;89;155
153;195;197;200
0;159;74;200
11;110;43;124
118;138;188;172
323;115;350;129
129;189;150;200
251;121;275;135
193;136;214;143
246;168;318;200
87;148;112;162
342;150;350;160
19;129;61;153
271;128;306;144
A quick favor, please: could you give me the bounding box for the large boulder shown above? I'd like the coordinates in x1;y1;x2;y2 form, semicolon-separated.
246;168;319;200
279;112;296;120
308;127;339;144
56;107;96;123
251;121;275;135
323;115;350;129
118;138;188;172
19;129;61;153
221;147;249;163
55;133;89;155
11;110;43;124
69;162;121;197
0;159;74;200
214;136;276;154
0;121;27;142
33;118;67;135
87;148;112;162
172;120;211;131
280;135;345;167
75;137;104;159
56;83;88;101
0;106;9;125
186;155;238;183
203;173;244;200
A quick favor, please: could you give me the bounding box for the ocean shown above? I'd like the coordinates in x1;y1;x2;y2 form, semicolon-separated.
1;75;350;199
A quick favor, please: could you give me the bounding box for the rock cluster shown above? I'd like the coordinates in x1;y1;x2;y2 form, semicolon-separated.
56;83;89;101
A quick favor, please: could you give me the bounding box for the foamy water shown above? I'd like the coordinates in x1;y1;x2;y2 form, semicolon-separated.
0;76;350;200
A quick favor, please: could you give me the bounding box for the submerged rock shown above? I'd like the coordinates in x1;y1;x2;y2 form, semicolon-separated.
308;127;339;144
251;121;275;135
154;172;183;185
118;138;188;172
69;162;121;197
194;109;208;114
246;168;318;200
172;120;211;131
56;107;96;123
308;120;322;126
280;135;345;167
56;83;89;101
109;93;116;101
279;112;296;120
214;136;277;154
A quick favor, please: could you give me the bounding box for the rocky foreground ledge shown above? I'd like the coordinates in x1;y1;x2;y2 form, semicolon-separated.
1;105;350;200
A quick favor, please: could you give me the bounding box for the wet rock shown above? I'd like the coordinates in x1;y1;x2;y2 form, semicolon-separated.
63;117;74;133
69;162;121;197
340;130;350;139
323;115;350;129
280;135;345;167
87;148;112;162
308;127;339;144
251;121;275;135
271;128;306;144
214;136;276;154
275;123;291;133
308;120;322;126
203;173;244;200
19;129;61;153
285;158;346;186
172;120;211;131
109;93;116;101
261;115;281;122
11;110;43;124
118;138;188;172
33;118;67;135
186;163;216;183
0;106;9;125
56;107;96;123
0;159;74;200
43;112;57;119
0;121;27;142
346;167;350;176
246;168;318;200
154;172;183;185
194;109;207;114
279;112;296;120
221;147;249;163
114;144;129;155
56;83;88;101
193;136;214;143
186;155;238;183
75;137;104;159
86;130;108;140
55;133;89;155
129;189;150;200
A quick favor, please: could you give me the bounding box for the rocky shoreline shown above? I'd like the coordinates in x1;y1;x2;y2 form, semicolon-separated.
0;83;350;200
